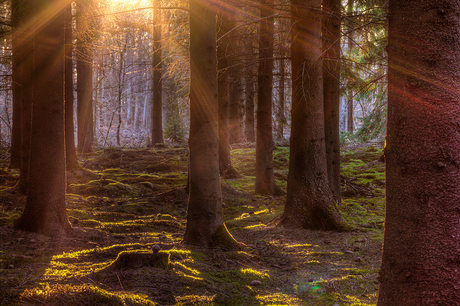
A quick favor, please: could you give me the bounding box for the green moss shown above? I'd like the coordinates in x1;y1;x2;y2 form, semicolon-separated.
175;295;214;305
211;224;241;250
20;284;156;305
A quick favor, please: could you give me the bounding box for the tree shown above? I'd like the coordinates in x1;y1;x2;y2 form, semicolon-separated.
255;0;277;195
9;0;26;169
183;0;239;250
345;0;354;133
227;14;242;144
65;2;79;171
244;39;256;142
279;0;346;230
378;1;460;304
76;0;94;153
322;0;341;204
275;44;286;141
11;0;34;193
150;0;163;145
217;10;239;178
14;0;72;236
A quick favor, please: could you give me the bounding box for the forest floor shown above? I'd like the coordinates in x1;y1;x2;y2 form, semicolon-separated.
0;141;385;306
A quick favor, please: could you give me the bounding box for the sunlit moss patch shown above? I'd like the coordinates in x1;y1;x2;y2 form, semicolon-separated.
20;284;156;305
175;295;214;305
256;292;303;305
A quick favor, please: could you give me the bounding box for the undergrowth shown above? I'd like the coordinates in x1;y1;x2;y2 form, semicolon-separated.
0;143;384;305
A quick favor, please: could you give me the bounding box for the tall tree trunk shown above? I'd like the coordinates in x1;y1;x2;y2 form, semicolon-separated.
227;19;242;145
11;0;33;192
346;0;354;133
279;0;346;231
217;11;238;178
378;1;460;304
65;2;78;171
183;0;239;250
244;40;256;142
322;0;341;204
255;0;278;195
15;0;71;236
151;0;163;145
9;0;28;169
76;0;94;153
276;45;286;141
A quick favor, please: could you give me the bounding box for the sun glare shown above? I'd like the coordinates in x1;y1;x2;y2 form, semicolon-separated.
104;0;153;15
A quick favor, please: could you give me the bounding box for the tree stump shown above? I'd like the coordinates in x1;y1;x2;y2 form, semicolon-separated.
108;251;170;270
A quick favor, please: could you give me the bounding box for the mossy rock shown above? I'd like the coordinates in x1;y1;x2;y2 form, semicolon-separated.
68;180;141;197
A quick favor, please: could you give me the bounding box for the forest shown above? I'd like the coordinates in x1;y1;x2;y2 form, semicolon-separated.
1;0;459;305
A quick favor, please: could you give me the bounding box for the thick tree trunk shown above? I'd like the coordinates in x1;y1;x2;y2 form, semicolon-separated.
65;3;78;171
255;0;277;195
151;1;163;145
76;0;94;153
279;0;346;231
322;0;341;204
378;1;460;304
184;0;239;250
14;0;71;236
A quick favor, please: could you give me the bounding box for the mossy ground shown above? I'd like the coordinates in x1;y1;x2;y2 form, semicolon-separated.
0;142;384;305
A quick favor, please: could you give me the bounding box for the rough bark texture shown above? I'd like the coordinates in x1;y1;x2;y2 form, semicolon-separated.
151;2;163;145
65;3;79;171
255;0;276;195
378;1;460;304
14;0;72;237
76;0;94;153
279;0;346;231
322;0;341;204
183;0;239;251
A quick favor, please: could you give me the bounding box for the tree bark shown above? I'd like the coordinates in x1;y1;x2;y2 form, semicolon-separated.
151;0;163;145
11;0;34;192
184;0;239;250
14;0;71;236
346;0;354;134
378;1;460;304
76;0;94;153
255;0;277;195
322;0;342;204
279;0;347;231
9;0;28;169
65;2;79;171
275;46;286;141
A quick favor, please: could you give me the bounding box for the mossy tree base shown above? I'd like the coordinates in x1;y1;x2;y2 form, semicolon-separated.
279;207;350;232
211;224;242;251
